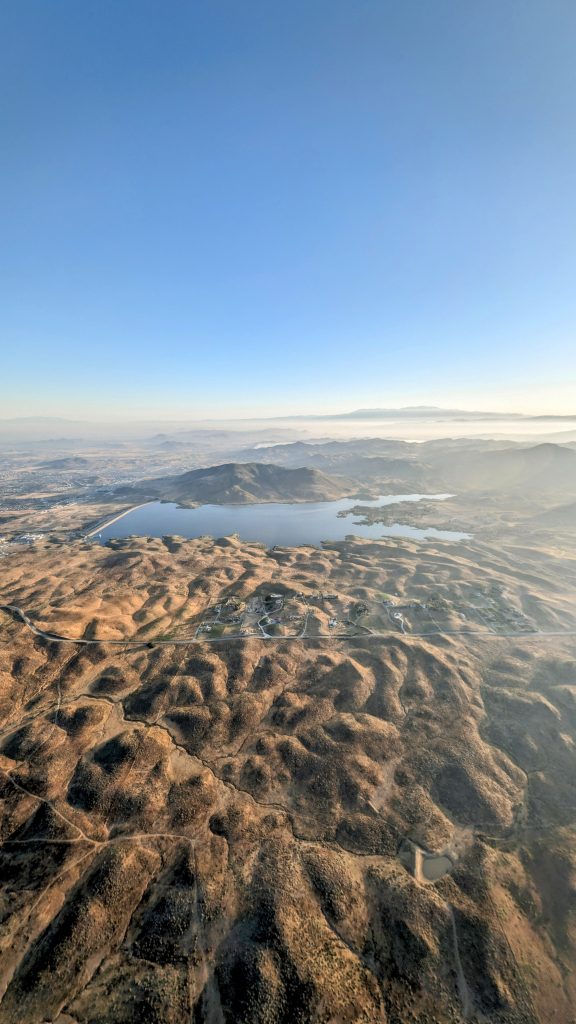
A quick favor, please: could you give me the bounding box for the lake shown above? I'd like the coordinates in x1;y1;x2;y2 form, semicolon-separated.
95;494;471;546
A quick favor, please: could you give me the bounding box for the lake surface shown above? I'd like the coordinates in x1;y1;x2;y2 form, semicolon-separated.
96;494;471;546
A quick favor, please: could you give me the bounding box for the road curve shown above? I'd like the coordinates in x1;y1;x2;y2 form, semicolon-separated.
0;605;140;647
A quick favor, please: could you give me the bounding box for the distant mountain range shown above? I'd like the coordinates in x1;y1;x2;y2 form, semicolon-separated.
3;407;576;431
119;442;576;509
233;436;576;492
269;407;576;422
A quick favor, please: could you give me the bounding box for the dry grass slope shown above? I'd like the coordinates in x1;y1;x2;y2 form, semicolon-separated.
0;534;575;1022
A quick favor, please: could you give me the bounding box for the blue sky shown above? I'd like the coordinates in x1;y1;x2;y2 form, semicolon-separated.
1;0;575;418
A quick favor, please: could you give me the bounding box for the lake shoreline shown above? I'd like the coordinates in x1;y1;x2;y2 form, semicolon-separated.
96;494;471;547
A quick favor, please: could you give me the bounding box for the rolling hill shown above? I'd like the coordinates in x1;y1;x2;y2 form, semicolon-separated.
432;443;576;496
126;462;355;505
230;438;576;498
529;499;576;530
39;456;91;469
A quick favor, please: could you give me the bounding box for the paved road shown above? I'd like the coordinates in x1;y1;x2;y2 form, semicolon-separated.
2;603;576;649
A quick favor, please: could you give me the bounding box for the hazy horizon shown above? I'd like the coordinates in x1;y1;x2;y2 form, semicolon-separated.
2;405;576;446
3;404;576;424
1;393;573;421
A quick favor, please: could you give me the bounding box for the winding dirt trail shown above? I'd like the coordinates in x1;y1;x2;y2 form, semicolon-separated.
448;904;472;1019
